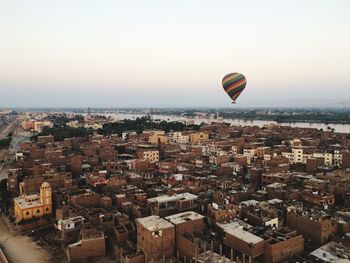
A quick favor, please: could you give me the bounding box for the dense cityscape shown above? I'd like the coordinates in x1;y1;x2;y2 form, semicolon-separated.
0;109;350;262
1;1;350;262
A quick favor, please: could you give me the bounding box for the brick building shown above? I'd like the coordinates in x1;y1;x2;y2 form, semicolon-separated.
287;207;332;247
136;215;175;262
68;228;106;261
218;221;265;260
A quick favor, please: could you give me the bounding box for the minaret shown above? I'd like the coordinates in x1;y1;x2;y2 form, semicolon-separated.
40;182;52;214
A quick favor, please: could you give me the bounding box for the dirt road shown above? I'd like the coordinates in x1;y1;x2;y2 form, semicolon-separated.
0;217;51;263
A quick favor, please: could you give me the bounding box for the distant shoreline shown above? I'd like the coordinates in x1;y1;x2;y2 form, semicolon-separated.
3;107;350;126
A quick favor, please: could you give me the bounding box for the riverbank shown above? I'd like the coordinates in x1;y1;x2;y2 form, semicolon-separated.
103;113;350;134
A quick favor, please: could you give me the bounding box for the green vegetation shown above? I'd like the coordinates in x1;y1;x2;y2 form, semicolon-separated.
98;115;200;136
217;109;350;124
33;126;93;141
48;114;84;127
0;137;12;149
264;136;283;147
30;114;92;141
0;178;10;214
32;115;197;141
0;133;12;149
129;108;350;124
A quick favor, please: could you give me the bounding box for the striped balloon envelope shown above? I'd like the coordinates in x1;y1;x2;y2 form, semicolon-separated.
222;73;247;103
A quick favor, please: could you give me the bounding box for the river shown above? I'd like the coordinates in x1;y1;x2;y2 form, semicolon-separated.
102;113;350;134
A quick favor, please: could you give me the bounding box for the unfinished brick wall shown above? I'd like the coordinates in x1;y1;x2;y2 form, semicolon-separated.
223;233;264;258
174;218;204;236
264;235;304;263
69;235;106;260
70;192;100;208
287;211;332;246
176;234;199;261
137;221;175;262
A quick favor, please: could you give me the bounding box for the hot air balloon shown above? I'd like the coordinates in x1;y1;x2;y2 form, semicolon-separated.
222;73;247;103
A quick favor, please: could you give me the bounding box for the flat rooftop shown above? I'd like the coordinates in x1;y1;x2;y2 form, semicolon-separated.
217;221;263;245
137;215;174;231
264;173;291;178
310;241;350;263
165;211;204;225
60;216;84;225
14;195;41;209
148;192;198;204
81;229;104;240
266;182;286;189
267;198;283;205
197;251;236;263
241;200;259;207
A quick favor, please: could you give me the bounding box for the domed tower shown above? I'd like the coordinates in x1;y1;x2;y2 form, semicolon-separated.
40;182;52;215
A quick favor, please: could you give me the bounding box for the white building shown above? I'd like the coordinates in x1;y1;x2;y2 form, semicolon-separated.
172;132;190;144
283;148;334;166
333;150;342;167
313;152;333;166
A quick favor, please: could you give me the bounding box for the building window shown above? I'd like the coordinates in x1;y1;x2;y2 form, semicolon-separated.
26;211;30;216
45;207;49;212
36;209;40;214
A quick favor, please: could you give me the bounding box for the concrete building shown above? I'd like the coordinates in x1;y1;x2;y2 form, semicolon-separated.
333;150;342;167
313;152;333;166
190;132;209;145
147;192;198;217
148;130;168;145
138;150;159;163
310;241;350;262
22;119;53;132
173;132;190;144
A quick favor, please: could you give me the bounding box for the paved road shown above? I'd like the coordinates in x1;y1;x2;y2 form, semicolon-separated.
0;118;18;140
0;217;51;263
0;120;30;180
9;134;30;152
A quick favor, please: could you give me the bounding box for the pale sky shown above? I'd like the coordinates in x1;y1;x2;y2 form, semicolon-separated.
1;0;350;108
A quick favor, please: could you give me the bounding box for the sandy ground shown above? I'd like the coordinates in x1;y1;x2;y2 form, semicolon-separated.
0;217;52;263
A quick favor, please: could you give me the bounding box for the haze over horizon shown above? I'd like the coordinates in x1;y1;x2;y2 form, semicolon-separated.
1;1;350;108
